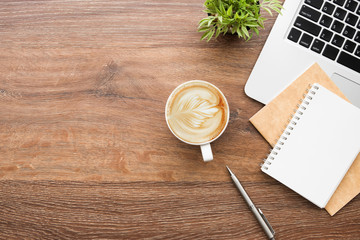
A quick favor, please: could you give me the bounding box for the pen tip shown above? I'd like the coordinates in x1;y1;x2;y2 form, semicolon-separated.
226;165;233;175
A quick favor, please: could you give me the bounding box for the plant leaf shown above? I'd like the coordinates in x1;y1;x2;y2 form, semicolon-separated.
220;1;226;15
245;22;259;27
198;19;209;28
198;27;210;32
227;5;233;17
201;31;211;41
215;27;221;38
263;7;273;16
218;15;223;23
241;25;249;38
207;18;215;27
236;27;243;38
207;29;215;41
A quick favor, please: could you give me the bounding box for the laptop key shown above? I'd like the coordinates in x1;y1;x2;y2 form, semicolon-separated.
288;28;302;43
311;39;325;53
345;13;359;26
323;44;340;60
343;26;356;39
334;7;347;20
300;5;321;22
357;5;360;15
355;46;360;57
343;40;356;53
320;29;334;42
294;16;322;36
332;34;345;47
337;51;360;73
305;0;324;9
331;20;345;33
300;33;314;48
300;5;322;22
345;0;358;12
333;0;346;7
320;14;333;27
322;2;336;15
355;31;360;43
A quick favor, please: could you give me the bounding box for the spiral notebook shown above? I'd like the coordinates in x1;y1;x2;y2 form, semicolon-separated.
261;83;360;208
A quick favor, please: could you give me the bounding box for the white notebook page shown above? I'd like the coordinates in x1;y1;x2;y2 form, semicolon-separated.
262;83;360;208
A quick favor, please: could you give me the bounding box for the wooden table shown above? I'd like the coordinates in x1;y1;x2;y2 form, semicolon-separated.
1;0;359;239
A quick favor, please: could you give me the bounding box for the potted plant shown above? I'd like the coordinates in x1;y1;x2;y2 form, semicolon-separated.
198;0;283;41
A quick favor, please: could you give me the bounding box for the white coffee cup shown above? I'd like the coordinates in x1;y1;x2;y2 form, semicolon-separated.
165;80;230;162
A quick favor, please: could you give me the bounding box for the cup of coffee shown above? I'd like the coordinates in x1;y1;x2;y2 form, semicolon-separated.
165;80;229;162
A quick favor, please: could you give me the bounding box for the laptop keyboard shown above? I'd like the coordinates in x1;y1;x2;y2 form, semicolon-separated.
287;0;360;74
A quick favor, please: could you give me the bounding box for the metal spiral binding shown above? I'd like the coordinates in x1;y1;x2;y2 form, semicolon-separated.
261;84;319;170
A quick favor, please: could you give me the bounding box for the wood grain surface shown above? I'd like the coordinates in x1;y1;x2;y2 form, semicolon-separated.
0;0;266;182
1;181;360;240
0;0;359;239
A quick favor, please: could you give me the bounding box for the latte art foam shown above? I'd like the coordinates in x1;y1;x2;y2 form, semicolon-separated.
166;82;228;144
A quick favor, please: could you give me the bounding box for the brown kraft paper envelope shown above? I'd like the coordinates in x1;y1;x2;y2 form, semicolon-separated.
250;63;360;216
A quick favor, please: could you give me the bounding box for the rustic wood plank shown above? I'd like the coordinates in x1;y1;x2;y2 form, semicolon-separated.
0;0;272;49
0;46;269;181
1;181;359;239
0;0;274;181
1;0;359;239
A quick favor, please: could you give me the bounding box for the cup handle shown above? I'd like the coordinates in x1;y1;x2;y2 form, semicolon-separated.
200;143;213;162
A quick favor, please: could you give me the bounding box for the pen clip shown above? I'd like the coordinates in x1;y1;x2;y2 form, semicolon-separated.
258;208;275;235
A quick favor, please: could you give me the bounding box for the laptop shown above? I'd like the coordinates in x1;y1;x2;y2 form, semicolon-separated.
245;0;360;107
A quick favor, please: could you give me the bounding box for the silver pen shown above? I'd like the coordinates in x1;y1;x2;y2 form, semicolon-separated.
226;166;275;240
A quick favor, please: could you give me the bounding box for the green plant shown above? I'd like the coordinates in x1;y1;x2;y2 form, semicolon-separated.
198;0;283;41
